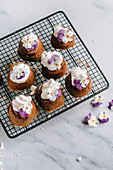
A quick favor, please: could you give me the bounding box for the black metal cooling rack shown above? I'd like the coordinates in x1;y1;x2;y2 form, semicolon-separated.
0;11;109;138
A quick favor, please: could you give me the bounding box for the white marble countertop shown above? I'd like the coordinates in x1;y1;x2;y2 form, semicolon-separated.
0;0;113;170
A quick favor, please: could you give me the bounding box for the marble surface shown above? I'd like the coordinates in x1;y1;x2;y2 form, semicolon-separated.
0;0;113;169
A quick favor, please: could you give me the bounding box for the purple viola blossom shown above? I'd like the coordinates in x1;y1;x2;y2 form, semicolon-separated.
19;108;28;118
98;112;110;124
57;29;65;42
108;100;113;110
56;89;61;98
16;71;25;80
73;79;82;90
83;113;92;125
27;40;38;51
48;54;60;65
91;96;103;107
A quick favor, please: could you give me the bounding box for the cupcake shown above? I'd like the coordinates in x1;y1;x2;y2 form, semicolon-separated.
51;25;75;49
7;95;38;127
65;67;92;98
35;79;64;112
0;73;2;86
41;51;68;79
18;30;44;61
8;62;35;91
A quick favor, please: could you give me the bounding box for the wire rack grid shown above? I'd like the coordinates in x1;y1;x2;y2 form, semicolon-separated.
0;11;109;138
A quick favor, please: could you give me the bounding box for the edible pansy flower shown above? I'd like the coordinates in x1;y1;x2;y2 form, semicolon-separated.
22;103;33;114
47;89;61;101
62;29;73;43
16;70;25;80
41;51;62;71
91;95;103;107
83;113;99;127
98;112;110;124
88;115;99;127
80;78;89;88
19;108;28;118
108;100;113;110
54;25;74;43
22;31;39;51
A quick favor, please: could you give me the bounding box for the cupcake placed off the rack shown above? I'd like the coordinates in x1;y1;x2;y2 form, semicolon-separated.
35;79;64;112
65;67;92;98
51;25;75;49
41;51;68;79
7;95;39;127
18;30;44;61
8;62;35;91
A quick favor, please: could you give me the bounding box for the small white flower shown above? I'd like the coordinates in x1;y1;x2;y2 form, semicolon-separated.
88;115;99;127
92;95;102;104
80;78;89;88
98;112;109;120
62;29;73;43
23;103;33;114
22;31;38;50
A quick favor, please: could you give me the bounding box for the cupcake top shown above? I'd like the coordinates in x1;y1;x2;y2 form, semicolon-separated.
10;63;30;83
12;95;33;118
41;51;63;71
53;25;74;43
22;30;39;51
41;79;61;101
71;67;89;90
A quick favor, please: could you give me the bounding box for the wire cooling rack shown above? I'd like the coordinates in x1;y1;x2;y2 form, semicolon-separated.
0;11;109;138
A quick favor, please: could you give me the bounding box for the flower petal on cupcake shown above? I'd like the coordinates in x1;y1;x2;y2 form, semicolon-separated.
19;108;28;118
62;29;73;43
98;112;110;124
73;79;82;90
80;78;89;88
108;100;113;110
91;95;103;107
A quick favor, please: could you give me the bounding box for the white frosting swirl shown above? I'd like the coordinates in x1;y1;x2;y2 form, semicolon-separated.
10;63;30;83
71;67;89;88
41;51;63;71
41;79;61;101
12;95;33;114
22;30;39;51
53;25;74;43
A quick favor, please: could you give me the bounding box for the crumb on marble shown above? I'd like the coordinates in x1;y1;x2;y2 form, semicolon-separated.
0;161;3;166
76;157;82;162
0;143;4;150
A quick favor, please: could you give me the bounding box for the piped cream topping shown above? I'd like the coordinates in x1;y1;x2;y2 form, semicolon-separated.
41;51;63;71
41;79;61;101
12;95;33;114
10;63;30;83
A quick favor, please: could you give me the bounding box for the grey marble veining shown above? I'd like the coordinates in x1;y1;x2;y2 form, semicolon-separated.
0;0;113;170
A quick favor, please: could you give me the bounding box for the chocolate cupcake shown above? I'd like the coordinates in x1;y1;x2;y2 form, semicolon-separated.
51;25;75;49
18;30;44;61
7;95;38;127
0;73;2;86
41;51;68;79
8;62;35;91
65;67;92;98
35;79;64;112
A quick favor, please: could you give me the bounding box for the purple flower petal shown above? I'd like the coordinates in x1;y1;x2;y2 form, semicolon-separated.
73;79;82;90
76;84;82;90
19;108;28;118
98;118;109;124
48;54;60;65
92;102;103;107
83;113;92;125
108;100;113;110
56;89;61;98
16;71;25;80
57;29;64;42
